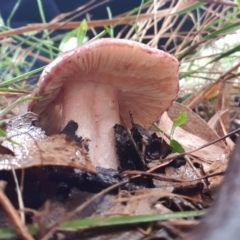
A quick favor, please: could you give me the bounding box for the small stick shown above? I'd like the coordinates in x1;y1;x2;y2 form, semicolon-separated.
0;181;34;240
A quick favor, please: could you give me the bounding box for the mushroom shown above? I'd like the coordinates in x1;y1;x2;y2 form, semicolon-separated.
28;38;179;169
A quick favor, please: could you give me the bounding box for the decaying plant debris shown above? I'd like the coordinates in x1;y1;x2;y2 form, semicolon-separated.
0;101;229;239
0;113;95;172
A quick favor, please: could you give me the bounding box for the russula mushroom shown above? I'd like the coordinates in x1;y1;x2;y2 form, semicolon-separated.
28;38;179;169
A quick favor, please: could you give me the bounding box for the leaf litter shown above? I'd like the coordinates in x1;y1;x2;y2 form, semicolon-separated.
0;98;231;239
0;113;95;172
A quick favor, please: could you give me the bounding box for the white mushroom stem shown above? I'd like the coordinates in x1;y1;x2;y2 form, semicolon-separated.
62;79;121;169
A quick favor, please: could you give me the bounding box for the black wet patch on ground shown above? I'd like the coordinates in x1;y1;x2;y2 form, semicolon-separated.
114;123;170;171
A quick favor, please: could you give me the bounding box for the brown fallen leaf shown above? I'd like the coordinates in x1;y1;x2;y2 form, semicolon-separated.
214;81;232;136
159;111;226;162
153;165;202;189
208;110;235;152
0;134;96;173
101;188;172;217
182;81;223;109
159;104;229;193
0;112;96;173
168;101;226;149
202;159;228;193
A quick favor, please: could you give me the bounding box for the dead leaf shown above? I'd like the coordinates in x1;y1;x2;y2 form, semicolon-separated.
202;159;228;193
104;189;171;217
214;82;232;135
208;110;235;152
0;134;95;173
182;82;223;109
159;111;226;162
0;112;96;173
168;102;226;149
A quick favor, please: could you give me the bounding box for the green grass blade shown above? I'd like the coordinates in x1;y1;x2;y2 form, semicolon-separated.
0;26;59;58
77;19;88;45
62;211;205;229
90;30;107;42
0;96;44;118
0;66;45;88
0;228;17;239
36;0;53;59
106;6;114;37
180;44;240;79
0;129;7;137
6;0;21;27
134;0;145;41
0;211;204;239
174;2;205;15
206;44;240;65
204;22;240;40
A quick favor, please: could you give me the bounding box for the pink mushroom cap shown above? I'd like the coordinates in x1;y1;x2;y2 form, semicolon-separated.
28;38;179;169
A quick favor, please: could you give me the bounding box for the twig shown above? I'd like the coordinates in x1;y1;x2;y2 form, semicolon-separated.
185;155;208;189
11;167;25;224
199;0;237;7
0;181;34;240
124;169;224;182
0;10;173;39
